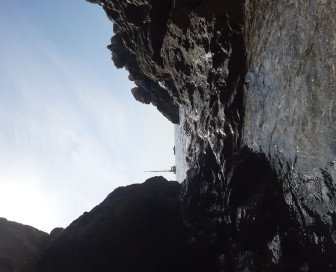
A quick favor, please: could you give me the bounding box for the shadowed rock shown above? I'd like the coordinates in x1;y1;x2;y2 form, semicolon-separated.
94;0;336;270
4;0;336;271
0;218;49;272
22;177;214;272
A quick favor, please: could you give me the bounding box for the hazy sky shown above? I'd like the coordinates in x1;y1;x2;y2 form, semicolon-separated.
0;0;175;233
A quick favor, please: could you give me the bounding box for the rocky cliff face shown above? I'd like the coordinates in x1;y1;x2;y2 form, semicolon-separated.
11;0;334;271
98;0;336;270
0;218;49;272
22;177;213;272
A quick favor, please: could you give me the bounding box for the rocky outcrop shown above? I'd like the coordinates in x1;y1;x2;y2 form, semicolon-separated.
3;1;334;271
107;12;180;123
22;177;213;272
0;218;49;272
97;0;336;270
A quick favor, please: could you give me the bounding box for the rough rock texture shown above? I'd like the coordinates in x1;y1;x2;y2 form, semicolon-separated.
98;0;336;270
22;177;212;272
0;218;49;272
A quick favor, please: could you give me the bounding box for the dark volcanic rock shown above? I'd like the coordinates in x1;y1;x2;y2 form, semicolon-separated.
0;218;49;272
96;0;336;270
22;177;212;272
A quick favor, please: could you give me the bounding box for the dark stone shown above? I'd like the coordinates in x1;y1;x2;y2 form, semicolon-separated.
103;0;180;124
96;0;336;270
5;0;336;270
49;227;64;240
131;87;151;104
0;218;49;272
21;177;214;272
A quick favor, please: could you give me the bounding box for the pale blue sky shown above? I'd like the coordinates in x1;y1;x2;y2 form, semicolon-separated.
0;0;175;232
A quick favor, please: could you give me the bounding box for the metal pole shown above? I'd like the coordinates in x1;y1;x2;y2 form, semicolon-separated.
144;170;173;172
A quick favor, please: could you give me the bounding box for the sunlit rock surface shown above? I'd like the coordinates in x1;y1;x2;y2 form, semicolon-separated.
98;0;336;270
0;218;49;272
